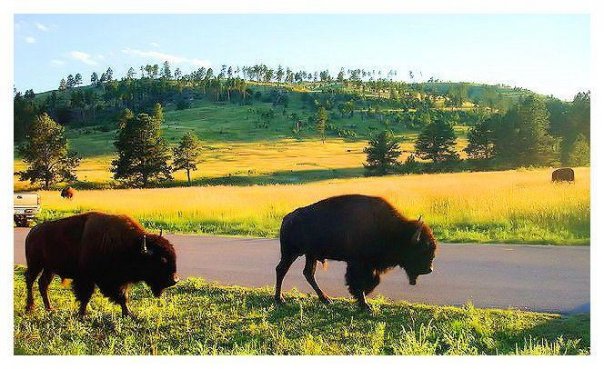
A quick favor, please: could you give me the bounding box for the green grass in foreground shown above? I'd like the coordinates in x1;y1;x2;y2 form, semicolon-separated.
14;266;589;355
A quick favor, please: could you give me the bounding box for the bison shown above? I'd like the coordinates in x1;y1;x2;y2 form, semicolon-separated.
552;168;575;183
24;212;179;317
61;186;76;199
274;194;437;310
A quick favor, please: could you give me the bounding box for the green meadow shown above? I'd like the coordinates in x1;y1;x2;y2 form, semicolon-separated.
13;267;589;355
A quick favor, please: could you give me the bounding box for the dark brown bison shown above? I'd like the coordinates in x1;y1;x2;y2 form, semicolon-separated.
24;212;179;317
61;186;76;199
275;194;437;310
552;168;575;183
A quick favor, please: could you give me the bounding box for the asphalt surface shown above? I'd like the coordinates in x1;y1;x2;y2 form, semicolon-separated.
14;228;590;314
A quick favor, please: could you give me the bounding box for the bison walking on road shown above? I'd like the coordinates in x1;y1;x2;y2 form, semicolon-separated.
25;212;179;317
551;168;575;183
275;194;438;310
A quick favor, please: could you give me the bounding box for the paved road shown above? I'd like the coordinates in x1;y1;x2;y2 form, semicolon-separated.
14;228;590;314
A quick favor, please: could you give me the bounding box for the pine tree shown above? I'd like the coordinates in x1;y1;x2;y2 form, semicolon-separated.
414;119;459;163
363;130;401;176
316;106;328;143
153;103;164;124
58;78;67;91
173;131;201;186
464;117;497;161
512;95;558;166
111;110;173;187
18;113;80;189
566;134;589;166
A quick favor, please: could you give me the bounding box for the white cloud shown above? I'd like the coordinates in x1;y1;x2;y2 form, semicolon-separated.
51;59;65;66
121;48;210;68
69;51;98;66
25;36;36;44
35;22;50;32
150;42;160;48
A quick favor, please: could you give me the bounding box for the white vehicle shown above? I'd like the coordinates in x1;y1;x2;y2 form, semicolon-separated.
14;192;40;227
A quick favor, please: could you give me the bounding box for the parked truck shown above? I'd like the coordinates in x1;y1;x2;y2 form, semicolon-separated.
14;192;40;227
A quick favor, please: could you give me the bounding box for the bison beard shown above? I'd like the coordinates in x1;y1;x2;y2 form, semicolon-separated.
274;194;438;311
24;212;178;317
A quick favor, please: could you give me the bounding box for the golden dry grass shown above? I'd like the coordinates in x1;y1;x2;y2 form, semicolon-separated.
14;137;470;191
35;167;590;244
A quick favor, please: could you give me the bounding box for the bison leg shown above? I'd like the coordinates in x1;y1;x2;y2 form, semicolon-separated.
303;256;332;304
345;263;373;311
275;254;297;304
97;283;132;317
24;266;42;312
38;270;55;311
72;279;95;316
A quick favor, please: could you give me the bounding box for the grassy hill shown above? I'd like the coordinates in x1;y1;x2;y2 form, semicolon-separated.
13;266;589;355
15;82;478;190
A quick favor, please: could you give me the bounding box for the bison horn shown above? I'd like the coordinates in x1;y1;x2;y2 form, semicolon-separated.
142;235;151;255
412;216;424;243
159;229;163;237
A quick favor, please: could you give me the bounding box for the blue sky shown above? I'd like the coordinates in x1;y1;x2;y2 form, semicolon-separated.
14;14;589;100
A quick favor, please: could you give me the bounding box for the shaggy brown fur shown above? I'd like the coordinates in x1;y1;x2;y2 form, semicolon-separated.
24;212;178;317
552;168;575;183
60;186;76;199
275;194;438;310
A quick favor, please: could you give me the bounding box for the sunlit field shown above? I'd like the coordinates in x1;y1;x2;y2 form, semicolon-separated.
34;167;590;245
13;267;589;355
14;135;470;191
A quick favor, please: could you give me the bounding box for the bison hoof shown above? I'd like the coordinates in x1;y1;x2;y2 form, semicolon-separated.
320;296;333;305
45;307;55;312
274;295;286;304
359;303;373;312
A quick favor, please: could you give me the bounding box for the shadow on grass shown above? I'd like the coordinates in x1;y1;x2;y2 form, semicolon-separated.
64;167;367;190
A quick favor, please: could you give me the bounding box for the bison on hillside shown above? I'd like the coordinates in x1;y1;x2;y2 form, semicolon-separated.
24;212;179;317
552;168;575;183
61;186;76;199
275;194;437;310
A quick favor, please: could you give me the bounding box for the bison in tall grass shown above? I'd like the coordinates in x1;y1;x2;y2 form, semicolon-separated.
24;212;179;317
275;194;437;310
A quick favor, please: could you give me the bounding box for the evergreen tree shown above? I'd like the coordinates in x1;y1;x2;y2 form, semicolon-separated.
90;72;98;86
74;73;83;86
363;130;401;176
58;78;67;91
464;117;497;161
316;106;328;143
173;131;202;186
14;93;38;141
153;103;164;123
18;113;80;189
414;119;459;163
111;110;172;187
161;61;172;79
562;91;590;164
511;95;558;166
566;134;589;166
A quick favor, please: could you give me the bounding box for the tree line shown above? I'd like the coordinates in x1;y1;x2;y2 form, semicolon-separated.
364;92;590;176
17;103;202;189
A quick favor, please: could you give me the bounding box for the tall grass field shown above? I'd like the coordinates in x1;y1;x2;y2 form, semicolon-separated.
13;267;589;355
34;167;589;245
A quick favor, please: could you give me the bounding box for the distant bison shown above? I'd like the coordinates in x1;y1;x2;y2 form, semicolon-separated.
24;212;179;317
552;168;575;183
275;194;437;310
61;186;76;199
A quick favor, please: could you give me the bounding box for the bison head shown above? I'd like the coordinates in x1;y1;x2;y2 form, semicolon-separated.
400;217;437;286
139;232;179;297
